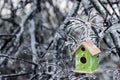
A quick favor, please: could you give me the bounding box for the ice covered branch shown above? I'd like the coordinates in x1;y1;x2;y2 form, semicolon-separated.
29;19;38;72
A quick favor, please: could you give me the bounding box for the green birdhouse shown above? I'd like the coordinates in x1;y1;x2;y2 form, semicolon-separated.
72;40;101;73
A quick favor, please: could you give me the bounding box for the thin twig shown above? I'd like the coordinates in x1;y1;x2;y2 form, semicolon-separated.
98;0;111;16
59;0;80;30
106;0;120;21
0;54;38;66
0;71;33;78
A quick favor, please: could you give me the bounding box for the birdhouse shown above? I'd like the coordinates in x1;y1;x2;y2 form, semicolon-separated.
72;40;101;73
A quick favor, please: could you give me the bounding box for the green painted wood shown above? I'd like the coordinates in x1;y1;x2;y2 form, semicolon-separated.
75;45;98;72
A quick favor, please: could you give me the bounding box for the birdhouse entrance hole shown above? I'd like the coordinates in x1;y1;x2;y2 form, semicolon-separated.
81;47;85;51
80;57;87;64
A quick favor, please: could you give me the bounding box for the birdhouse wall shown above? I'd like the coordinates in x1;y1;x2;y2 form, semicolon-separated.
75;45;98;72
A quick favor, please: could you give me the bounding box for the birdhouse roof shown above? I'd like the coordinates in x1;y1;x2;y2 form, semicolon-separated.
72;40;101;56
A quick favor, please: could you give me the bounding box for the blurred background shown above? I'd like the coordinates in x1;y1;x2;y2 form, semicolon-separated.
0;0;120;80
